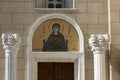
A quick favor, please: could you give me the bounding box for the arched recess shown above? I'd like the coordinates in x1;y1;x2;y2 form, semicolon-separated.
27;14;85;80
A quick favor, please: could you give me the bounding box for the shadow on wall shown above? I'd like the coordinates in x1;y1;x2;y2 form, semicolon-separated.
110;44;120;79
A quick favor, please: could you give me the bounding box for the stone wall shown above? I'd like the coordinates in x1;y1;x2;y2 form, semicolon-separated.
0;0;108;80
110;0;120;80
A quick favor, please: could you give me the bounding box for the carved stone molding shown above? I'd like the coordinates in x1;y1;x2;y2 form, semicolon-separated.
89;34;109;54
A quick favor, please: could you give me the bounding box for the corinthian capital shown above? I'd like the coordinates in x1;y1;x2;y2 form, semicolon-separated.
1;33;21;52
89;34;109;53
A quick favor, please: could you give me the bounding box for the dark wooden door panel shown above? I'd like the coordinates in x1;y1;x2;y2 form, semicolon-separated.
38;63;54;80
55;63;74;80
38;62;74;80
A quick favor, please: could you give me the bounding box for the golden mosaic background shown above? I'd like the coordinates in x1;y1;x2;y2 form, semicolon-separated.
32;18;79;51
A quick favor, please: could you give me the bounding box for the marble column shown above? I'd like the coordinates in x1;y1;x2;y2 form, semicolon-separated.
1;34;21;80
89;34;109;80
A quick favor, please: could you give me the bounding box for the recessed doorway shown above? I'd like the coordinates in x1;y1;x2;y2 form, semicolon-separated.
38;62;74;80
28;14;85;80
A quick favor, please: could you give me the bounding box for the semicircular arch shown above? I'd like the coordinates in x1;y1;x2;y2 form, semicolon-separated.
29;14;84;53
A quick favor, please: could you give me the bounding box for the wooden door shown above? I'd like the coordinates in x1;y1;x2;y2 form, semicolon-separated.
38;63;54;80
38;62;74;80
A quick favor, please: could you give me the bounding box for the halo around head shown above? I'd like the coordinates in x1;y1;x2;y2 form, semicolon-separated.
49;21;64;32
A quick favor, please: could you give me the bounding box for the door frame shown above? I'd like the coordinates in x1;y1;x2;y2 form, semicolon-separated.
27;14;85;80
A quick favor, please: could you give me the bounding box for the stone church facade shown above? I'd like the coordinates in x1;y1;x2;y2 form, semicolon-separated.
0;0;120;80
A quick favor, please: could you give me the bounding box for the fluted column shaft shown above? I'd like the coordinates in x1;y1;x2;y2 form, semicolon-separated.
93;50;106;80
